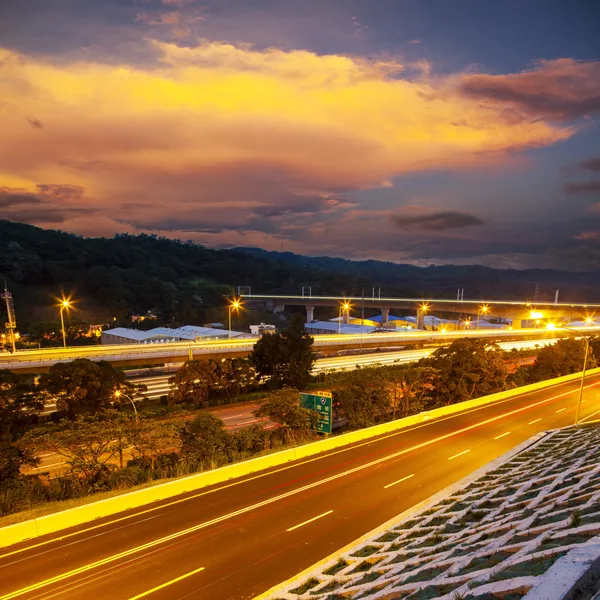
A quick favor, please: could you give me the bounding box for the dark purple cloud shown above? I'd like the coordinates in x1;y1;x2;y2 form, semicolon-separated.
458;59;600;122
392;210;484;231
564;181;600;195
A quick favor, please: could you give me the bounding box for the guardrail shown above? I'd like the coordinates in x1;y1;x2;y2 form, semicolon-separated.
2;366;599;549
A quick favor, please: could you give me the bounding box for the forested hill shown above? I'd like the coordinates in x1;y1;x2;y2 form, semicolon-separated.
0;220;598;327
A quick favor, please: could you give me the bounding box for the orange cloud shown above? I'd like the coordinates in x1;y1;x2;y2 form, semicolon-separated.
0;41;577;244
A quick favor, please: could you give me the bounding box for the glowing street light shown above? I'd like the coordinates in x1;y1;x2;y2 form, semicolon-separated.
228;297;242;338
58;297;72;348
529;311;544;320
114;390;139;424
545;322;589;424
339;301;351;334
476;304;489;330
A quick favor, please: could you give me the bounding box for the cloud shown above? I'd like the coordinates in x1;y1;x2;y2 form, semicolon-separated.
407;39;421;45
579;157;600;172
564;181;600;195
392;207;484;231
458;58;600;122
0;185;95;224
27;117;43;129
0;41;587;261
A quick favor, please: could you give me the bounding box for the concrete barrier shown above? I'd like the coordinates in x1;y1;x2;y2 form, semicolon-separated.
2;367;598;549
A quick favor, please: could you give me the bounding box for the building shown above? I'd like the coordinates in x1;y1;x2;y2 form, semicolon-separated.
101;325;252;345
249;323;276;336
305;320;379;335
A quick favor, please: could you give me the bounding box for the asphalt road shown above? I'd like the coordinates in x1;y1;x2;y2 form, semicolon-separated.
2;373;599;600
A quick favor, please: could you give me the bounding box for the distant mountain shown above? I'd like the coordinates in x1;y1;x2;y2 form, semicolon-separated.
0;220;598;330
234;247;600;303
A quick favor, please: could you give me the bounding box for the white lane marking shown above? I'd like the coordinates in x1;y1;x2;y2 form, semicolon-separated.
31;462;65;470
286;510;334;532
556;408;566;414
580;409;600;423
494;432;511;440
237;419;260;425
220;413;245;419
528;418;542;425
127;566;205;600
384;474;415;489
448;449;470;460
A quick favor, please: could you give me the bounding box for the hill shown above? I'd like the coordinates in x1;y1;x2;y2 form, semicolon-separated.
0;220;598;329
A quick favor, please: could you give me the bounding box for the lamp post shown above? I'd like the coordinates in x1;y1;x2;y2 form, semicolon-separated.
477;304;489;330
228;298;241;339
114;390;139;424
59;298;71;348
338;301;351;335
546;323;589;425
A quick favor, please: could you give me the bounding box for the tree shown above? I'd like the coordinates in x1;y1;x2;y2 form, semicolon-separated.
527;338;597;383
420;338;509;406
126;421;181;470
168;360;220;406
254;389;315;442
0;371;43;482
179;411;230;469
334;367;392;429
250;315;315;389
21;411;131;479
38;359;141;419
384;365;438;419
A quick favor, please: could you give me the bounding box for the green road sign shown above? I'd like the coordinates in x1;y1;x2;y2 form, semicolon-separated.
300;390;332;434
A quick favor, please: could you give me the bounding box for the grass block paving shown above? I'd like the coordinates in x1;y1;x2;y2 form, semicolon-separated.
265;425;600;600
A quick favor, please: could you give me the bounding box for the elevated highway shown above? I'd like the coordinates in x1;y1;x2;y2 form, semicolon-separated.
243;293;600;327
0;326;592;372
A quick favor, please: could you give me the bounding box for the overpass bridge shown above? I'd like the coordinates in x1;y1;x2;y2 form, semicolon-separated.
1;326;597;373
242;294;600;328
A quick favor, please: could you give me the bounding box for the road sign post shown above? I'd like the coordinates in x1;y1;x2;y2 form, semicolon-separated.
299;390;332;434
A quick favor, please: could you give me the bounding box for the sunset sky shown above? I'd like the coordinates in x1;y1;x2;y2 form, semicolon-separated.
1;0;599;269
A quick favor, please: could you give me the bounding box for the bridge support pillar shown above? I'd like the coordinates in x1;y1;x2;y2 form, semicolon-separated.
306;305;315;323
381;308;390;327
343;307;350;324
417;308;425;330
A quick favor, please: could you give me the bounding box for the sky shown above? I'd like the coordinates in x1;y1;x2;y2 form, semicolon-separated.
1;0;600;270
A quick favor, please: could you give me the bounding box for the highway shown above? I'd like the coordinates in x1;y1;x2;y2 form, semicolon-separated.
2;372;599;600
132;337;552;401
1;325;587;371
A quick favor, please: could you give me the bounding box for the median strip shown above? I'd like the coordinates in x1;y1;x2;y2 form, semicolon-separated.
286;510;333;532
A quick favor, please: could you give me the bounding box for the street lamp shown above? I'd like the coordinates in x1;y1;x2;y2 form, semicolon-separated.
228;298;241;339
114;390;139;424
58;298;71;348
339;301;351;334
546;322;589;425
477;304;489;330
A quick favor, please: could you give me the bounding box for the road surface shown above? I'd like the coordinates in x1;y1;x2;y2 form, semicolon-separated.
1;326;582;371
2;372;599;600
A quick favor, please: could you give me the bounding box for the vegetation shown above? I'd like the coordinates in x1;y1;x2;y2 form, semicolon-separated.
0;327;598;518
250;315;315;388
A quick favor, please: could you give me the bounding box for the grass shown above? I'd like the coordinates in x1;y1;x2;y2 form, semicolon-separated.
323;559;348;576
456;551;513;576
489;553;566;581
403;565;448;584
290;577;320;595
351;545;381;558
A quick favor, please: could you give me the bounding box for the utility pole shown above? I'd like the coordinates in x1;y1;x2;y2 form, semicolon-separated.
1;283;17;353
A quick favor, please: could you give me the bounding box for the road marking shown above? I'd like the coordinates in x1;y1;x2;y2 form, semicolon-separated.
286;510;333;532
3;378;597;562
127;566;205;600
556;408;566;413
448;449;470;460
528;418;542;425
494;432;511;440
221;413;245;419
238;419;260;425
580;408;600;423
31;462;65;470
384;474;415;489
